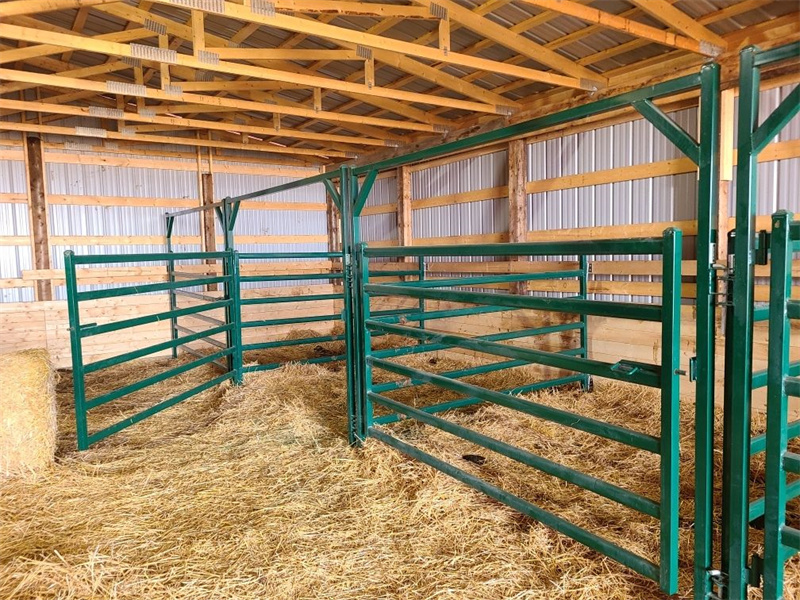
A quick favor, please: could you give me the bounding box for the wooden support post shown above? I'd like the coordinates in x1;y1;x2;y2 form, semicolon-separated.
326;190;342;291
508;139;527;293
201;172;218;292
717;88;735;263
397;165;412;263
24;135;52;301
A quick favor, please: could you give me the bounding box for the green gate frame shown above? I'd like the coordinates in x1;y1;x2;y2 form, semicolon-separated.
62;61;733;598
356;231;682;593
722;41;800;599
762;210;800;600
65;249;241;450
348;63;721;599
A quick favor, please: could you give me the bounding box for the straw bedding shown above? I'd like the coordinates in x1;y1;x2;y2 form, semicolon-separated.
0;351;797;599
0;349;56;479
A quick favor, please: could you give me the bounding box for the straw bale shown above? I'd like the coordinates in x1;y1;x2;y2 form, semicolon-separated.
0;351;797;599
0;349;56;479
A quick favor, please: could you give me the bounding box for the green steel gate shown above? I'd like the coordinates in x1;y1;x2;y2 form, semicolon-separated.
65;250;242;451
762;211;800;600
353;230;683;594
722;41;800;599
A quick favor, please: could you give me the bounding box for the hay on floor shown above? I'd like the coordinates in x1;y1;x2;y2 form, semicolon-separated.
0;353;797;599
0;349;56;479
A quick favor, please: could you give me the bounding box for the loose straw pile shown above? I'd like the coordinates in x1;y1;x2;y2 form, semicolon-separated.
0;351;796;599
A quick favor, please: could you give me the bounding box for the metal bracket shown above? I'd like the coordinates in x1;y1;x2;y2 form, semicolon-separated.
707;569;728;600
688;355;698;382
755;230;770;265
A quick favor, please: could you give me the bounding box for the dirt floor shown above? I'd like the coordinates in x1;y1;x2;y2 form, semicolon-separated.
0;343;797;600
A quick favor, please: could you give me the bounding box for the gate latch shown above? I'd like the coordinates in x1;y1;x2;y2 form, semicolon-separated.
688;356;698;382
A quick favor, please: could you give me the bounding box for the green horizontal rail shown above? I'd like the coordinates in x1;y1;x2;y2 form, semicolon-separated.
80;299;231;338
373;374;585;426
383;270;584;289
787;301;800;320
69;250;229;264
370;322;584;360
365;284;663;322
175;289;221;302
371;391;660;517
748;479;800;521
227;171;340;203
165;200;224;218
242;351;347;372
240;273;344;282
754;306;770;322
85;371;234;446
369;357;660;453
241;333;346;352
353;70;701;176
372;358;529;393
238;251;341;260
76;275;229;301
241;293;344;305
242;314;341;328
364;238;665;259
785;452;800;475
752;361;800;390
754;40;800;66
183;312;225;327
180;345;229;372
369;427;661;582
750;419;800;454
785;376;800;397
83;323;232;374
374;305;519;324
86;348;233;410
174;324;227;349
369;270;420;277
782;526;800;551
368;321;659;388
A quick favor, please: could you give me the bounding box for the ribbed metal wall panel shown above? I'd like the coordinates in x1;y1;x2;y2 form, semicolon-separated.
413;150;508;264
361;174;397;244
0;155;32;301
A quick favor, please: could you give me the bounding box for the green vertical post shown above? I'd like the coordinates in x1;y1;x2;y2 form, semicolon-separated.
418;255;426;333
229;249;244;385
166;215;178;359
694;62;721;600
660;228;682;595
65;250;89;451
340;167;362;445
359;242;374;438
762;210;792;599
220;201;235;374
578;254;591;390
723;46;759;599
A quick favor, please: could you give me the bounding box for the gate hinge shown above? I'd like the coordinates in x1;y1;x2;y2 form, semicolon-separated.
706;569;728;600
755;230;770;265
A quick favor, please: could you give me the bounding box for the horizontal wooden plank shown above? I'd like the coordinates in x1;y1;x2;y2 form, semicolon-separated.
413;186;509;211
527;220;697;242
361;203;398;216
0;193;26;204
47;234;327;246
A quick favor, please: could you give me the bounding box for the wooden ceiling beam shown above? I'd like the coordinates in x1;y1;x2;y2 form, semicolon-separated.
410;0;604;87
213;48;362;61
513;0;722;56
0;98;392;148
0;120;346;159
143;0;593;90
267;1;437;19
0;23;505;115
628;0;728;49
92;3;456;125
0;67;438;133
0;0;115;17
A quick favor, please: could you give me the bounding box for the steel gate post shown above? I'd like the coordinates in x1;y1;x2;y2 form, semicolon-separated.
763;210;793;599
165;215;178;359
661;228;683;594
65;250;89;451
723;47;760;599
694;62;721;600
